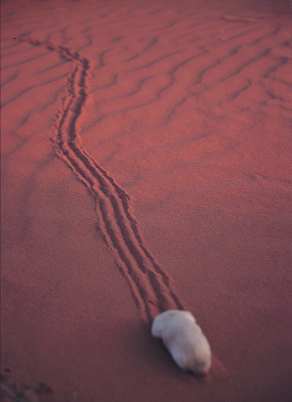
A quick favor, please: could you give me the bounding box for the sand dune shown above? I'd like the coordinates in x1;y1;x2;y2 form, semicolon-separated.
1;0;292;401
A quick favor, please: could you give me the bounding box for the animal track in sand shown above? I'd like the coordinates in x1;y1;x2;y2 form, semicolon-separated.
16;34;184;323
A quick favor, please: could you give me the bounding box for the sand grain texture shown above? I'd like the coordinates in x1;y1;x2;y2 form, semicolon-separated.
1;0;292;401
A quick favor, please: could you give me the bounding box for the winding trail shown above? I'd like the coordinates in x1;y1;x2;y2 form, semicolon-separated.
17;34;184;323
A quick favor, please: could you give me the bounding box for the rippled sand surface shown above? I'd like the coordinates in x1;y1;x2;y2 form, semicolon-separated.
1;1;292;401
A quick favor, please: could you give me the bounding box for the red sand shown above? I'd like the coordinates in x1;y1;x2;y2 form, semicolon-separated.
1;0;292;401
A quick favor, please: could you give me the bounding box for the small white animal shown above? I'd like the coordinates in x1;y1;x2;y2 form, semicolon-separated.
151;309;212;375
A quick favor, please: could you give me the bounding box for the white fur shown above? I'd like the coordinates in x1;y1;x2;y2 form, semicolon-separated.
151;310;211;375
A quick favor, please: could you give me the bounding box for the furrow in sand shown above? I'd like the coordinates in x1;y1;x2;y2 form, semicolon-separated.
57;65;172;320
17;34;184;323
56;70;161;321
